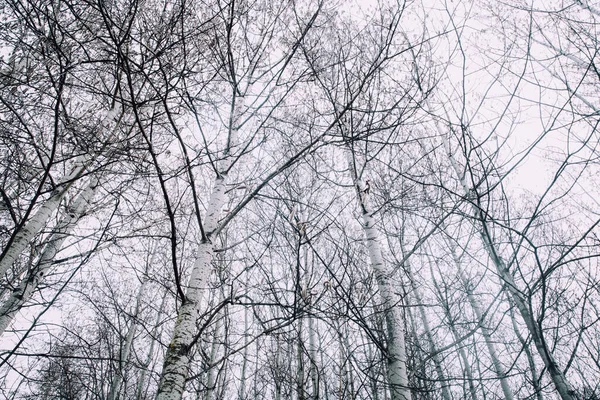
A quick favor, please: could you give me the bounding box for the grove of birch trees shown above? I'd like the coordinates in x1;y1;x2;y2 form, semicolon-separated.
1;0;599;399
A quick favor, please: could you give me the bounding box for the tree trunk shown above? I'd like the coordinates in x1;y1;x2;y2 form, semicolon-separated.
274;336;282;400
507;294;544;400
136;289;168;400
449;247;515;400
297;316;306;400
345;147;411;400
0;177;99;335
307;313;319;399
446;141;575;400
429;262;478;400
203;316;222;400
108;277;148;400
405;263;451;400
156;95;244;400
239;289;249;400
0;106;121;281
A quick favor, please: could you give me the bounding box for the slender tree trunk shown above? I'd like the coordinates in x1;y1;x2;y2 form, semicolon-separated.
0;106;121;281
0;177;99;335
405;263;451;400
446;141;575;400
215;349;229;400
343;330;356;400
363;217;410;400
345;148;411;400
507;294;544;400
252;338;259;400
297;316;306;400
365;337;380;400
136;290;168;400
274;336;282;400
203;316;223;400
337;325;346;400
428;263;478;400
307;313;319;399
449;247;515;400
108;277;148;400
445;313;478;400
239;290;249;400
157;95;244;400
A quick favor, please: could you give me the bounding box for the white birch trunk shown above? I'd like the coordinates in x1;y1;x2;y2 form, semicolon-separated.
365;337;380;400
307;313;319;399
156;96;244;400
449;248;515;400
108;278;148;400
405;264;451;400
238;294;249;400
429;263;478;400
345;149;411;400
297;316;306;400
215;350;229;400
0;106;121;281
0;177;99;336
446;313;478;400
274;337;282;400
252;336;259;400
204;317;222;400
136;290;168;400
337;326;346;400
507;293;544;400
445;138;575;400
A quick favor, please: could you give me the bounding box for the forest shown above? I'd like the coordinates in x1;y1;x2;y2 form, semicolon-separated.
0;0;599;399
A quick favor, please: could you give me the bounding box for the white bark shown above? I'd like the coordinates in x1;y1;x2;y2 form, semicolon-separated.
274;337;282;400
405;264;451;400
429;262;478;400
297;316;306;400
446;314;478;400
0;177;99;336
363;213;410;399
345;174;411;398
450;248;515;400
307;312;318;399
108;278;148;400
238;285;249;400
203;317;222;400
345;147;410;400
342;330;356;400
507;294;544;400
336;323;350;400
136;290;168;400
156;96;245;400
0;106;121;281
445;137;576;400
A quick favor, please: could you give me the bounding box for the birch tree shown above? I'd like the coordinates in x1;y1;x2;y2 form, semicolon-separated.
154;1;327;398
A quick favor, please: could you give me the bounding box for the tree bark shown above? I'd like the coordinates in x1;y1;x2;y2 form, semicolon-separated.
507;293;544;400
297;316;306;400
446;139;575;400
0;177;99;335
345;147;411;400
449;247;515;400
136;289;168;400
156;96;244;400
429;262;478;400
203;316;222;400
405;263;451;400
108;277;148;400
0;106;121;281
239;281;249;400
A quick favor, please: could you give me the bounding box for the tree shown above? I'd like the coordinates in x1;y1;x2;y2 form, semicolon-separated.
2;0;600;399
